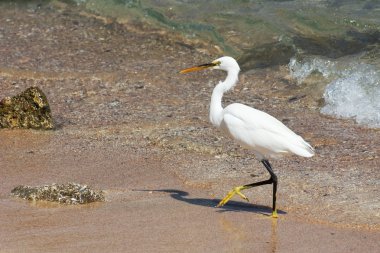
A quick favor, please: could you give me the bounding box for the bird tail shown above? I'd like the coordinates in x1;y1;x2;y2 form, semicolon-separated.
290;138;315;158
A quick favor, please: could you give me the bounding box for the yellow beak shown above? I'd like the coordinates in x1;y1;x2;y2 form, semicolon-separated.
180;62;217;74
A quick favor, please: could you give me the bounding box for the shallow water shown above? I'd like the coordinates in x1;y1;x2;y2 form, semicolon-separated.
74;0;380;127
77;0;380;56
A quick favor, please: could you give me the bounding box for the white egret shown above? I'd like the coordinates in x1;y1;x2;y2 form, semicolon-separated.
180;56;314;218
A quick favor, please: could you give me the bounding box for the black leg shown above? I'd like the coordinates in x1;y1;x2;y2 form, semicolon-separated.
242;160;278;213
217;159;279;217
262;160;278;213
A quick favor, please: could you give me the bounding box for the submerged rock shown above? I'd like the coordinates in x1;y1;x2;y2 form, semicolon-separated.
238;41;296;70
0;86;54;129
293;30;380;59
11;183;105;204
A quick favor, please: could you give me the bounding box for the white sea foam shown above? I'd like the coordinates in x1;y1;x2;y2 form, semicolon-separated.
288;57;336;83
289;56;380;128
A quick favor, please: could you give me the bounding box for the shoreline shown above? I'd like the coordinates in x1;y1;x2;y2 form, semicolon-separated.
0;2;379;252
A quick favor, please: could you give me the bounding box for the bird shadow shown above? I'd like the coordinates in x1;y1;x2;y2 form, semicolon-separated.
132;188;286;216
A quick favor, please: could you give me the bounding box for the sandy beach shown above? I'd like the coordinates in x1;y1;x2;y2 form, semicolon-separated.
0;2;379;252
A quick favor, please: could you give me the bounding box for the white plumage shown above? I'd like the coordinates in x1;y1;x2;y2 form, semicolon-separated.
220;103;314;159
180;56;314;217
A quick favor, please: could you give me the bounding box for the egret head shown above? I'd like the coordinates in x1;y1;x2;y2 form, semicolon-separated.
180;56;240;74
212;56;240;72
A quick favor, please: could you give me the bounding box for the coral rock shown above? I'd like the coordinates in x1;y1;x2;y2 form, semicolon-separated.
11;183;105;204
0;86;54;129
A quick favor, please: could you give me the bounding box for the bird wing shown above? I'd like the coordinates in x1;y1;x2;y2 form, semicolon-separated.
221;103;314;158
223;103;297;137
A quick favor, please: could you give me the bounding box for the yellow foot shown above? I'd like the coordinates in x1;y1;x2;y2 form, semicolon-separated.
216;186;249;207
272;210;278;218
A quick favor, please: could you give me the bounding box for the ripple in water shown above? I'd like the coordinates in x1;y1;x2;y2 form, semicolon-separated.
289;55;380;128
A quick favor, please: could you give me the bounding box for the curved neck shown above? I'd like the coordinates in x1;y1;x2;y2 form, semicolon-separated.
209;69;239;127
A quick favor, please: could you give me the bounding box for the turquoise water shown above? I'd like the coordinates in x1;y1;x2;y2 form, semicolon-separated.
77;0;379;58
75;0;380;128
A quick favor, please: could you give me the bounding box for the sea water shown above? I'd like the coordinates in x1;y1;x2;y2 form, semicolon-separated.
74;0;380;128
289;55;380;128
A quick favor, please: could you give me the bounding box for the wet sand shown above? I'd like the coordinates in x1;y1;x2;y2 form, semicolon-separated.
0;2;379;252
